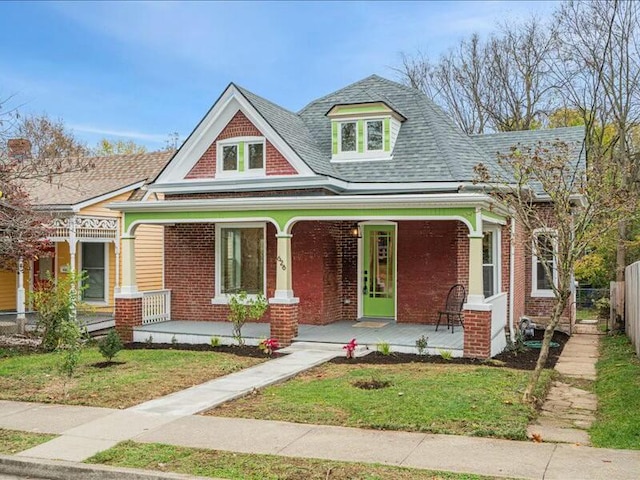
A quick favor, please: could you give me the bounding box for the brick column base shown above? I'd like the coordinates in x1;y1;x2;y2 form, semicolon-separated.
269;302;299;347
463;308;492;359
115;296;143;342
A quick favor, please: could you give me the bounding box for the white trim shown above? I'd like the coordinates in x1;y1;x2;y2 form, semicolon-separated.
216;137;266;178
154;86;314;184
357;221;398;321
71;181;146;212
531;228;558;298
365;118;385;153
213;222;267;303
79;241;110;305
338;120;358;154
482;226;501;298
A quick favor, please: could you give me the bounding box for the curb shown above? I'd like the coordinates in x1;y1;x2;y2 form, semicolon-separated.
0;455;217;480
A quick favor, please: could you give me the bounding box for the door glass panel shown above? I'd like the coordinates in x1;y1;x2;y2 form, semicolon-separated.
82;242;105;301
368;230;393;298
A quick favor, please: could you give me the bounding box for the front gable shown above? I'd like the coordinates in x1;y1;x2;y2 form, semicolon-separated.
154;85;315;189
185;111;297;179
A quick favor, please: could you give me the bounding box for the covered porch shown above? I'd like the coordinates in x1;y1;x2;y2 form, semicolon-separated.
133;319;464;356
113;193;512;359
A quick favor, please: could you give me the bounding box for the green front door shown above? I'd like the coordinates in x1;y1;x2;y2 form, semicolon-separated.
362;224;395;318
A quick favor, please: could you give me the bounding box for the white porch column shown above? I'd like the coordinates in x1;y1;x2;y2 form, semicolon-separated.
68;216;77;273
119;235;138;295
114;239;120;295
467;232;485;305
16;257;26;320
273;233;296;301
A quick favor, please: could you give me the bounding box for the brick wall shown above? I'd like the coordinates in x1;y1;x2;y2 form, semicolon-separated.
397;221;458;324
456;222;470;288
185;111;297;178
164;222;276;322
269;303;299;346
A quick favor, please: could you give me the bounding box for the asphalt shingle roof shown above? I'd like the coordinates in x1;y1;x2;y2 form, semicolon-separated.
235;75;586;185
24;151;172;207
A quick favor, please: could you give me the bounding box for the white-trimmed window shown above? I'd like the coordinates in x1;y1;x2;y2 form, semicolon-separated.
81;242;108;303
217;137;265;176
532;230;557;297
214;223;266;300
340;122;357;152
482;228;501;298
366;119;383;151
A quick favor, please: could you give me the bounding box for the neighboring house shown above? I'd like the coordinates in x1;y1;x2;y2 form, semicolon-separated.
0;147;171;320
111;75;583;358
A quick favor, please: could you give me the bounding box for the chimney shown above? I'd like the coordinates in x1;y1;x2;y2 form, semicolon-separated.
7;138;31;161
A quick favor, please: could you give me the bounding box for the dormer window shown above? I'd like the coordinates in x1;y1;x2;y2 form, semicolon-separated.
327;102;405;162
217;137;265;176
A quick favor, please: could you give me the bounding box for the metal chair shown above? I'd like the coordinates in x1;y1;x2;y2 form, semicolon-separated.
435;284;467;333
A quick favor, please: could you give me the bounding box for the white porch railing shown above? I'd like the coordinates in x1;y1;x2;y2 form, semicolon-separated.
142;289;171;325
486;292;508;357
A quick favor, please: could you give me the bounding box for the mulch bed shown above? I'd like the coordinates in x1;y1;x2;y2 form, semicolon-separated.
124;342;284;359
330;329;570;370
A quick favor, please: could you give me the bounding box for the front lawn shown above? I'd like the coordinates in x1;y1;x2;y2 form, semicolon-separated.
590;334;640;449
0;428;55;454
0;348;264;409
208;363;552;440
87;440;503;480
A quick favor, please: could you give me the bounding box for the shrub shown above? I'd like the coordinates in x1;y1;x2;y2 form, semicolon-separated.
31;271;86;352
227;292;268;346
343;338;358;359
439;349;453;360
258;338;279;356
210;336;221;348
415;335;429;355
376;342;391;355
98;329;123;362
595;297;611;320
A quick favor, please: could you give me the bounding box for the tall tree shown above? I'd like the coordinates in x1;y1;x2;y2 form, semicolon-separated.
93;138;147;156
475;140;634;402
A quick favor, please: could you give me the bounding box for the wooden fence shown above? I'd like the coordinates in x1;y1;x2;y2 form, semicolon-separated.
623;262;640;356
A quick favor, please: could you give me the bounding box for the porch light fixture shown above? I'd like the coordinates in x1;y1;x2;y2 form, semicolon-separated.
350;224;362;238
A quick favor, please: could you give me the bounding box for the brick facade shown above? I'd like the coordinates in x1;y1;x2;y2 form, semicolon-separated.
114;296;143;342
185;111;297;179
463;308;492;358
269;302;299;346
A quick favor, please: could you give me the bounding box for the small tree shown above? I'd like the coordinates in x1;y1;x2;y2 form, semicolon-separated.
98;329;124;363
227;291;268;346
475;139;634;402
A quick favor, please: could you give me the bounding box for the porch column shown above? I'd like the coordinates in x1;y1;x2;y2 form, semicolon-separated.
467;233;484;305
269;232;299;346
68;216;77;273
114;235;143;341
16;258;26;333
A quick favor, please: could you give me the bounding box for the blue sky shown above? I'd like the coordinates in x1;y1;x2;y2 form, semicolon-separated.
0;1;558;151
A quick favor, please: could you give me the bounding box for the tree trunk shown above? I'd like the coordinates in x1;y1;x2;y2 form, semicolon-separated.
522;298;565;403
616;220;627;282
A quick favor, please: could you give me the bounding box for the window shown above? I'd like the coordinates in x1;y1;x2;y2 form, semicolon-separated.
217;138;265;175
532;231;557;296
366;120;383;151
81;242;106;302
216;224;265;297
340;122;357;152
482;229;500;298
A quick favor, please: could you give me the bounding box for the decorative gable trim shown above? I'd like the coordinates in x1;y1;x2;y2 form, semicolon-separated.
154;84;315;186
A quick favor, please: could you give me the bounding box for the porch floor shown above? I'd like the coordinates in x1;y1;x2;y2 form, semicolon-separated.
133;320;464;356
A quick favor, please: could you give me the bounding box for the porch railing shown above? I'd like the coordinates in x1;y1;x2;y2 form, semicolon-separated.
142;289;171;325
487;292;508;357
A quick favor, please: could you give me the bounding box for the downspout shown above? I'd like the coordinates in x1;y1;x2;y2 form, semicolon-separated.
509;217;516;342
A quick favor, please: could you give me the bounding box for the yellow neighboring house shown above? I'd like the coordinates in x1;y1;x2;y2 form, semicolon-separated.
0;150;172;320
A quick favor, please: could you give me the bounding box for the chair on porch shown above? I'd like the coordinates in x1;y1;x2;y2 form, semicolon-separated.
435;284;467;333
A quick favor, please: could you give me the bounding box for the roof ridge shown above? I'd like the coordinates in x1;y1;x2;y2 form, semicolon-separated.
297;74;385;115
235;84;300;118
471;125;586;138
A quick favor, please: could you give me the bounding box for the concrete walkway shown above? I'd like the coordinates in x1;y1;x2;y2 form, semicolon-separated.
2;400;640;480
528;333;600;445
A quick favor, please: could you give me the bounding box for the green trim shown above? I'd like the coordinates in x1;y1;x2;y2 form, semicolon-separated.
331;104;391;115
124;206;476;234
238;142;245;172
384;118;390;152
482;209;507;223
357;120;364;153
363;224;395;318
331;123;338;155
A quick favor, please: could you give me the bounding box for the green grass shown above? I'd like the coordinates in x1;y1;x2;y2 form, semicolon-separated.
576;308;598;321
87;440;503;480
209;363;552;440
0;428;55;454
590;334;640;449
0;347;264;409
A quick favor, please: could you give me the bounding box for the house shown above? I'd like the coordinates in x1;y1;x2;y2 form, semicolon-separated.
110;75;583;358
0;144;171;328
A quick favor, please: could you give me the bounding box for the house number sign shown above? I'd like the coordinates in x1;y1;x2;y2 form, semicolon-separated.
277;256;287;271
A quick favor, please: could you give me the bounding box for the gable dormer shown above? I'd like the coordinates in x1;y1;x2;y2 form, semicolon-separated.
326;102;405;162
